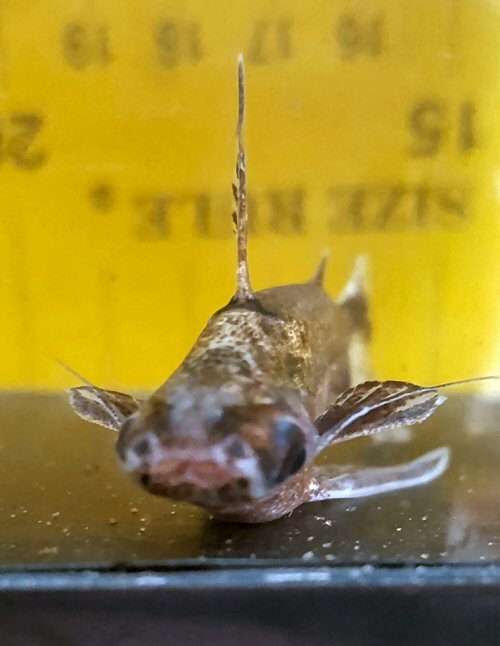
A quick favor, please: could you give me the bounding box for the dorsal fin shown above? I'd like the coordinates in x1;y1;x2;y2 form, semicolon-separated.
232;54;253;304
338;255;368;304
310;250;330;286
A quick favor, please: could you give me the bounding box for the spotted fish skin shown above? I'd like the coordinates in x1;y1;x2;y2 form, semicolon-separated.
161;281;354;417
118;57;369;516
67;56;464;523
114;271;367;521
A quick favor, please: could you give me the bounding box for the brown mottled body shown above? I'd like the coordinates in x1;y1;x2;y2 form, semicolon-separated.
162;281;355;416
257;282;356;415
132;278;363;522
67;55;491;524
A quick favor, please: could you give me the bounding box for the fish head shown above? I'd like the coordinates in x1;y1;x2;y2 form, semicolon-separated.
115;387;317;508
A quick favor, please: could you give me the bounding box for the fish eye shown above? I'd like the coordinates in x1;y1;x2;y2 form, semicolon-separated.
274;418;303;451
224;436;246;458
131;436;152;458
274;418;307;482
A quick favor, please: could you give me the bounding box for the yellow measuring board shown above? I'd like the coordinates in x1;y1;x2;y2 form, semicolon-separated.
0;0;498;391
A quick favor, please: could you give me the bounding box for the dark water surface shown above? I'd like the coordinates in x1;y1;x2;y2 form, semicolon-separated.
0;392;498;569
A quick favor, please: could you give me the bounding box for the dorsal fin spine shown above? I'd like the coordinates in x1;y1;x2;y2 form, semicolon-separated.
234;54;253;303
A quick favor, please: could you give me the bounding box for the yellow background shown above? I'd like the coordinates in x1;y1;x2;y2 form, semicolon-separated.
0;0;498;391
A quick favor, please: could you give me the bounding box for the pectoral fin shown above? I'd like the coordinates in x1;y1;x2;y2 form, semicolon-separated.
68;387;142;431
315;380;446;451
306;447;450;502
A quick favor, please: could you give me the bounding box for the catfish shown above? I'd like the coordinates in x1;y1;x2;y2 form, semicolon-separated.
67;56;496;523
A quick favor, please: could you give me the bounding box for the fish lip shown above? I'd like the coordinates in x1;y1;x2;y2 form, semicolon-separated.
120;436;269;499
139;477;257;508
145;459;267;500
150;457;238;488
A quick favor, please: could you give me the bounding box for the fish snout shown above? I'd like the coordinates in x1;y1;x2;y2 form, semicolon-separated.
116;424;267;501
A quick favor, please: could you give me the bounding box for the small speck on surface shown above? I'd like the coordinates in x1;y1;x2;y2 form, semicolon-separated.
38;546;58;556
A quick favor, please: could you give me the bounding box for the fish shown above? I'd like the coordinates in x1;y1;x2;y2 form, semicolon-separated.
67;55;498;523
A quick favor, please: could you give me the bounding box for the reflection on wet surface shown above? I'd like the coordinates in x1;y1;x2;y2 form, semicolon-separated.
0;393;498;568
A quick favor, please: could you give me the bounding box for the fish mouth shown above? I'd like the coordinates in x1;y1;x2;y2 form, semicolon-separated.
150;457;239;489
120;434;268;503
138;469;255;507
136;455;266;504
